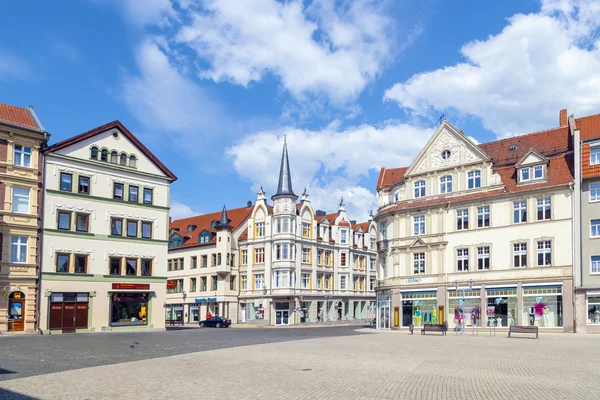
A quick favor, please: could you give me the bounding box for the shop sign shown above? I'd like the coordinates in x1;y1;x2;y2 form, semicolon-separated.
167;281;176;290
173;306;184;311
112;283;150;290
194;297;217;303
486;306;495;317
403;277;434;285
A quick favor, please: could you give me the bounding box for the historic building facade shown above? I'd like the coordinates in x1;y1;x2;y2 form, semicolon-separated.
39;121;176;333
374;119;574;332
0;103;48;333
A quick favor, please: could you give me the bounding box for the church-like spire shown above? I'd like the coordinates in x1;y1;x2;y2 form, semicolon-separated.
216;205;232;231
272;136;297;200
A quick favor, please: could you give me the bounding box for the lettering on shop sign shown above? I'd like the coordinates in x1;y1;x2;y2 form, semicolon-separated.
112;283;150;290
166;281;176;290
403;277;434;285
195;297;217;303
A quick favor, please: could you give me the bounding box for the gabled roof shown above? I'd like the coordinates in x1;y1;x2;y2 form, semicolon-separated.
376;167;408;191
352;222;369;233
0;103;41;131
46;120;177;181
576;113;600;141
514;149;548;168
169;205;254;249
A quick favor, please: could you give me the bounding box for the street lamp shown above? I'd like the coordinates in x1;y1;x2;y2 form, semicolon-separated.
324;294;333;324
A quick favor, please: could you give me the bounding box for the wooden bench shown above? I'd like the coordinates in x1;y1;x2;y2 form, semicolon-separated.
421;323;447;335
508;325;538;339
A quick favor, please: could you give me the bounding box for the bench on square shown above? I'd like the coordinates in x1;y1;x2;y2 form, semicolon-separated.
421;322;447;336
508;325;538;339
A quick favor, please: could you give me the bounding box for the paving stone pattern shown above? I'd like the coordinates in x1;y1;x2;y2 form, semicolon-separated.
1;328;600;399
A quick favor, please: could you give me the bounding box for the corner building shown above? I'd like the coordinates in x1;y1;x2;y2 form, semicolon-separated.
39;121;176;333
375;118;574;332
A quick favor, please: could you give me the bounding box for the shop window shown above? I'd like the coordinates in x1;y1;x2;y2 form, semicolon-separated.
111;218;123;236
126;258;137;275
141;222;152;239
477;206;490;228
56;253;70;273
513;201;527;223
537;198;551;221
76;213;89;232
75;255;88;274
58;211;71;230
143;188;153;205
401;292;437;327
113;183;124;200
486;290;517;327
456;209;468;230
110;257;121;275
457;249;468;272
536;241;552;266
513;243;527;268
111;293;148;326
587;297;600;324
129;186;139;202
477;246;490;270
467;170;481;189
522;287;562;327
127;220;137;237
414;215;425;235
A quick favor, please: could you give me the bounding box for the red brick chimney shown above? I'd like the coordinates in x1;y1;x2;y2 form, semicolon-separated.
559;109;568;127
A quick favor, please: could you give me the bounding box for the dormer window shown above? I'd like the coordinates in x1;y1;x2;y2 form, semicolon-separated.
187;224;197;232
520;168;530;182
533;165;543;179
414;180;425;198
519;165;545;183
198;230;211;244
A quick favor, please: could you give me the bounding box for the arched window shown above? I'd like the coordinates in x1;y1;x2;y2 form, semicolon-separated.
101;149;108;162
90;146;98;160
129;155;137;168
120;153;127;166
110;151;118;163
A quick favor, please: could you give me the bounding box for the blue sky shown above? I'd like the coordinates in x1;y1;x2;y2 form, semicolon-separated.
1;0;599;220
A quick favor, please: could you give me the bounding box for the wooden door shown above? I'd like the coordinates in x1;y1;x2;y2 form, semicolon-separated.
8;300;24;332
62;304;76;333
75;303;89;329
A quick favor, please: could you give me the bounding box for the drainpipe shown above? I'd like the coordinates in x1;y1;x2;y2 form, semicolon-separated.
36;136;49;334
572;128;581;333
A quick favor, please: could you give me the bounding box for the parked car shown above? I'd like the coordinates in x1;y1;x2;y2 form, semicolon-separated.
199;316;231;328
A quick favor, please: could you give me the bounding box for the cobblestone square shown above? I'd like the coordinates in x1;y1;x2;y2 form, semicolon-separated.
1;327;599;399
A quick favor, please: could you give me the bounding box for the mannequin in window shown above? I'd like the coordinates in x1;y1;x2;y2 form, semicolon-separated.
415;307;421;326
528;307;535;326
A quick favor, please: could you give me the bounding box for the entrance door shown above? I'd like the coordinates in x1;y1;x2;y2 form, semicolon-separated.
8;299;25;332
241;305;246;322
275;310;282;325
62;304;76;333
282;310;289;325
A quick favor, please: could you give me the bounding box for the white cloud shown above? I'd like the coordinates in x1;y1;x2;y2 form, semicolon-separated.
384;0;600;137
227;121;434;220
170;199;202;220
0;49;33;80
174;0;396;104
123;0;176;27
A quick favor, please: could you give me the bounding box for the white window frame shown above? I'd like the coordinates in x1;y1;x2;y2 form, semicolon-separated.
414;180;425;198
591;146;600;165
255;247;265;263
241;250;248;265
592;220;600;238
457;209;469;230
467;170;481;189
301;273;310;289
340;275;346;290
256;222;265;237
301;247;310;263
591;183;600;202
457;248;469;272
413;252;425;275
537;198;551;221
513;243;527;268
12;187;30;214
440;175;452;194
591;256;600;274
10;236;28;264
477;206;490;228
536;240;552;267
513;201;527;224
413;215;425;235
274;270;290;288
14;145;32;167
254;273;264;290
241;275;247;290
533;165;544;179
301;222;310;237
477;246;490;270
520;167;531;182
340;230;347;244
369;277;375;291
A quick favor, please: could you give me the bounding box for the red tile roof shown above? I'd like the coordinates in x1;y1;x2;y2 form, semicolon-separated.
46;120;177;181
239;227;249;241
576;113;600;141
376;167;408;191
169;205;253;248
352;222;369;232
0;103;39;131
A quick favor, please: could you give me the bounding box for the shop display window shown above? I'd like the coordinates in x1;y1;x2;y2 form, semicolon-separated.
111;293;148;326
401;292;437;327
587;297;600;325
521;287;562;327
448;289;482;328
485;289;517;327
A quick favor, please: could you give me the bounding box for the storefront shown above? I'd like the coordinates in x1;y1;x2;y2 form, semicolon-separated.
448;288;482;329
8;291;25;332
376;290;391;330
401;291;437;327
48;293;89;333
587;295;600;325
194;297;217;319
485;287;517;328
522;285;563;328
250;300;265;320
274;301;290;325
111;293;149;326
299;301;311;323
189;305;199;323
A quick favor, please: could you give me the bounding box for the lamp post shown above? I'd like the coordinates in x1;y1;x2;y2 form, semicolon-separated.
324;294;333;324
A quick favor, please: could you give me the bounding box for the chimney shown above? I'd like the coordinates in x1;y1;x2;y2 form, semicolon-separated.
247;200;252;208
169;216;172;225
560;109;568;127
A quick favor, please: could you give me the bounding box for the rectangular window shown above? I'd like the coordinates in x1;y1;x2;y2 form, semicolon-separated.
75;213;89;232
202;255;207;268
591;183;600;202
111;218;123;236
340;275;346;290
301;273;310;289
256;222;265;237
413;252;425;275
341;230;347;244
513;243;527;268
477;246;490;270
457;249;469;272
325;274;331;290
201;277;207;291
592;220;600;237
254;273;264;290
191;256;197;269
109;257;121;275
537;198;551;221
127;220;137;237
113;183;124;200
212;253;217;266
414;180;425;198
14;145;32;167
534;165;544;179
520;168;530;182
10;236;27;263
78;176;90;195
12;187;30;214
537;241;552;266
592;256;600;274
56;253;69;273
241;250;247;265
274;270;290;288
457;209;469;230
317;249;323;265
141;259;152;276
141;222;152;239
255;248;265;263
168;260;173;271
126;258;137;275
241;275;247;290
591;147;600;165
230;276;236;291
275;244;289;260
440;175;452;194
477;206;490;228
414;215;425;235
60;172;72;191
513;201;527;223
341;253;346;266
370;258;375;271
143;188;153;205
369;277;376;291
302;222;310;237
58;211;71;230
301;247;310;263
191;278;197;292
129;186;139;202
467;170;481;189
75;254;88;274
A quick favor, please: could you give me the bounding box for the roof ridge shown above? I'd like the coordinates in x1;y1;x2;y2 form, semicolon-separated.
575;113;600;121
170;205;253;224
479;125;566;147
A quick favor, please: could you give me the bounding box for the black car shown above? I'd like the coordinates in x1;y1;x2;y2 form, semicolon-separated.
199;316;231;328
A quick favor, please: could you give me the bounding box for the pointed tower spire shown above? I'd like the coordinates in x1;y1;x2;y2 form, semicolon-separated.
216;205;232;231
272;136;297;201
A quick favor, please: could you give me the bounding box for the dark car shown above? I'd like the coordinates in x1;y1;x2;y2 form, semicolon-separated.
199;316;231;328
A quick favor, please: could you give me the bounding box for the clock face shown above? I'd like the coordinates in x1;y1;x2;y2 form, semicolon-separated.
441;150;451;160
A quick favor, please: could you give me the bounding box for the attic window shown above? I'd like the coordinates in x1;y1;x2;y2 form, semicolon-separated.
199;230;211;244
187;224;197;232
210;221;218;228
519;165;545;183
441;150;451;160
509;145;518;151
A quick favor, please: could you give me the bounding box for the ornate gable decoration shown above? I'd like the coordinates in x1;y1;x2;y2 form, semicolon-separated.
406;121;490;177
514;149;548;167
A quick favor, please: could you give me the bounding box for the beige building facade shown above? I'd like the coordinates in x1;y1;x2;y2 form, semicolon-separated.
0;103;48;333
39;121;176;333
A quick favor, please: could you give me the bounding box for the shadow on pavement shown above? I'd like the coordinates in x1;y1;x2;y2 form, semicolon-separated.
0;388;39;399
0;368;17;375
